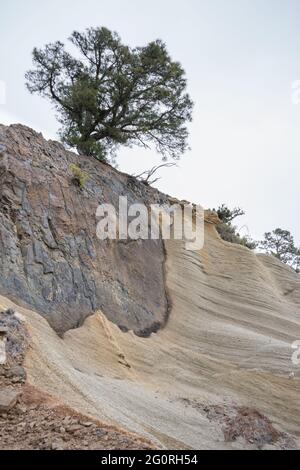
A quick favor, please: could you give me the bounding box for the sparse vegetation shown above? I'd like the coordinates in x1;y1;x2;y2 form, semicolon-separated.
213;205;300;273
69;164;89;189
134;163;177;186
212;204;257;250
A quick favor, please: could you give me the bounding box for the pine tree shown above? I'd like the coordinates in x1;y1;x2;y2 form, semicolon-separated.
25;27;193;162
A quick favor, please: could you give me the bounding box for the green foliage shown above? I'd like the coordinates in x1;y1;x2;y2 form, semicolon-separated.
216;223;257;250
209;205;300;272
216;204;245;224
212;204;257;250
25;27;193;162
69;164;89;189
259;228;300;272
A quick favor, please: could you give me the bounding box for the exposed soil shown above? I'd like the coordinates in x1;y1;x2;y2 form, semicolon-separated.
0;309;153;450
0;386;153;450
179;398;297;450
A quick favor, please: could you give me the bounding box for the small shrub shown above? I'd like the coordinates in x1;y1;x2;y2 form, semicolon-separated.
69;164;89;189
211;204;257;250
216;222;257;250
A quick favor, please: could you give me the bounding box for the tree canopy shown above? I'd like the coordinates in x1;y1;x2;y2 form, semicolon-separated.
216;204;245;224
25;27;193;162
259;228;300;272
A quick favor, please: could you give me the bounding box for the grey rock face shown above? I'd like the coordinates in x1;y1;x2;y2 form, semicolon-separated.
0;124;170;336
0;387;21;412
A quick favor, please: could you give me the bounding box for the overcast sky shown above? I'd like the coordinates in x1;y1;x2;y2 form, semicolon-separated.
1;0;300;243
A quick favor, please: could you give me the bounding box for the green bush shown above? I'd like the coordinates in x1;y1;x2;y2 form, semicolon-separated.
69;164;89;189
216;222;257;250
212;204;257;250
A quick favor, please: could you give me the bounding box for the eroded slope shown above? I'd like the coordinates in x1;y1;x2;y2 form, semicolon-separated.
0;220;299;449
0;124;299;449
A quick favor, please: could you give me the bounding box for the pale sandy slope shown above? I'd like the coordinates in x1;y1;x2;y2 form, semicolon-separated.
1;222;300;449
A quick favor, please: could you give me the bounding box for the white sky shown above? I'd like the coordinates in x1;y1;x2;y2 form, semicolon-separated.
1;0;300;243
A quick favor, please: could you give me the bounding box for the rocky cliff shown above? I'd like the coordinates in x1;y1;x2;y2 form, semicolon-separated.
0;124;300;449
0;124;170;336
